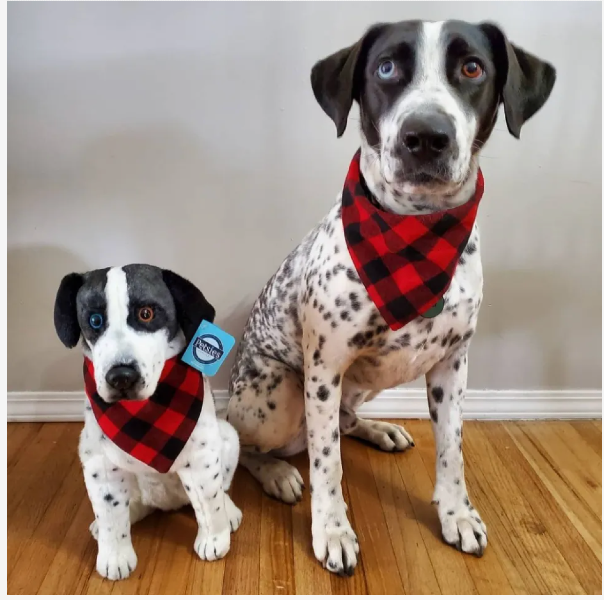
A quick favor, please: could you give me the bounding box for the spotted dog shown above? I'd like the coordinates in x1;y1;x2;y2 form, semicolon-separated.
227;20;555;576
54;265;241;580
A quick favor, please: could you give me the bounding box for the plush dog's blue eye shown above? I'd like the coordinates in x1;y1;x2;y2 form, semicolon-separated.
89;313;103;329
377;60;396;80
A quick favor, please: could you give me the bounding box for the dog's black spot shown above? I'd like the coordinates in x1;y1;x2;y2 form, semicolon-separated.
322;446;331;457
317;385;330;401
314;458;321;469
104;494;114;503
332;429;339;442
465;241;477;255
267;401;276;410
332;374;341;387
453;360;460;371
430;408;438;422
432;387;444;403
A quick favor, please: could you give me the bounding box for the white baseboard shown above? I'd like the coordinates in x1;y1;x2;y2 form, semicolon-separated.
7;389;602;422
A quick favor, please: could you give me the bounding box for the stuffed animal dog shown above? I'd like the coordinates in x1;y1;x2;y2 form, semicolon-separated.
54;264;241;580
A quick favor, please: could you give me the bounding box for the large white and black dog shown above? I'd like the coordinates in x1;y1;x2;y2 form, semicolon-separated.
227;20;555;575
54;265;241;580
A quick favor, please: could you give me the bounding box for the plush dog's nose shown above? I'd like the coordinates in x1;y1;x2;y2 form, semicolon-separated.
400;113;456;162
106;365;140;392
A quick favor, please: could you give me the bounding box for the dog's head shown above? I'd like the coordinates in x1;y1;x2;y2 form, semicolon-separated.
54;264;215;402
311;20;556;208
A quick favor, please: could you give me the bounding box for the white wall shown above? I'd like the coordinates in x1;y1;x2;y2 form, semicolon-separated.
8;2;602;393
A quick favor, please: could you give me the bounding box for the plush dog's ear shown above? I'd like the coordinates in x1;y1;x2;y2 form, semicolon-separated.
162;270;216;343
480;22;556;139
311;24;384;137
54;273;85;348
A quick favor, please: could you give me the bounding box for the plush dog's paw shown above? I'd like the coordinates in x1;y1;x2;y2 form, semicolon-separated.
89;520;99;540
96;544;137;580
195;528;231;561
439;503;487;556
224;494;243;533
312;519;359;576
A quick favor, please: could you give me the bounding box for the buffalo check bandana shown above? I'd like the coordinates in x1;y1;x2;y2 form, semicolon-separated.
84;356;204;473
341;149;484;331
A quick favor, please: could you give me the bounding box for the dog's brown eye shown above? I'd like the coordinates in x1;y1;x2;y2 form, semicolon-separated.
138;307;154;323
461;61;483;79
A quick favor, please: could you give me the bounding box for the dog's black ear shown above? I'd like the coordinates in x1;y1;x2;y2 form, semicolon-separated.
54;273;85;348
311;24;385;137
480;22;556;139
162;269;216;343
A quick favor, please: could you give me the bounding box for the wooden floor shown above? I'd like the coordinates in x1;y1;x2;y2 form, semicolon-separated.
7;420;602;594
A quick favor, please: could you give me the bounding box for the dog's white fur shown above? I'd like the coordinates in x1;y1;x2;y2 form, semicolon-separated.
79;267;241;580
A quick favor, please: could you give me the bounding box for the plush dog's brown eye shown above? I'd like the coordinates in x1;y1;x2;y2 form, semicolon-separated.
138;307;154;323
461;61;483;79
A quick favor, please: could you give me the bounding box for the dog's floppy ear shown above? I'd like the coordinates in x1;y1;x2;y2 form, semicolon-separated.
311;24;384;137
54;273;85;348
162;269;216;343
480;22;556;139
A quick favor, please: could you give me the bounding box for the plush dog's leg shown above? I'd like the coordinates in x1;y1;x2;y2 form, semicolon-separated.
426;350;487;556
304;332;359;576
81;453;137;580
178;407;241;561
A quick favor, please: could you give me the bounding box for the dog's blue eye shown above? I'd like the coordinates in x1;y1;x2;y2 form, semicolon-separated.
377;60;396;80
89;313;103;330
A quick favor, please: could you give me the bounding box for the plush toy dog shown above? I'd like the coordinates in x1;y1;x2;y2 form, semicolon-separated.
54;264;241;580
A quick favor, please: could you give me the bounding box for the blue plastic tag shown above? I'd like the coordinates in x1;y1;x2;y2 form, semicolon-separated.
181;320;235;377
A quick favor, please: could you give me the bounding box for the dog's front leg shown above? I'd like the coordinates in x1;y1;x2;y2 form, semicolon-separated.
426;350;487;556
177;407;236;561
81;454;137;580
304;330;359;576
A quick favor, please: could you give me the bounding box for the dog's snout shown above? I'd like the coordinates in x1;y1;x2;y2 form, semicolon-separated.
106;364;140;392
399;113;456;162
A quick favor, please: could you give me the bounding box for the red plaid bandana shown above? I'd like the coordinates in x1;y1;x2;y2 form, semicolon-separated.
342;150;484;331
83;357;204;473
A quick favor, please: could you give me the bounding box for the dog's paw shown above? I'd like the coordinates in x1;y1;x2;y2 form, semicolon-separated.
439;502;487;556
194;528;231;561
96;544;137;580
89;520;98;540
224;494;243;533
259;461;304;505
312;519;359;576
359;420;415;452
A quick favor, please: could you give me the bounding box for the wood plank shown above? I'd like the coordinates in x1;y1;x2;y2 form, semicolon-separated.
8;423;72;515
593;420;602;433
259;489;295;594
462;422;586;594
366;432;441;594
7;423;43;470
518;422;601;519
221;465;261;594
145;508;196;594
7;424;80;577
289;453;333;595
479;422;602;594
8;451;86;593
391;423;477;594
506;422;602;561
570;421;602;458
37;495;97;594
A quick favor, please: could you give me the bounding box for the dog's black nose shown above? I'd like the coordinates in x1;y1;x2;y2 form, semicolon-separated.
106;365;140;392
400;112;456;162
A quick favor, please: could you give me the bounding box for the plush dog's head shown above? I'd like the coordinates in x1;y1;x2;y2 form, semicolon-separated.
311;20;556;209
54;264;215;402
